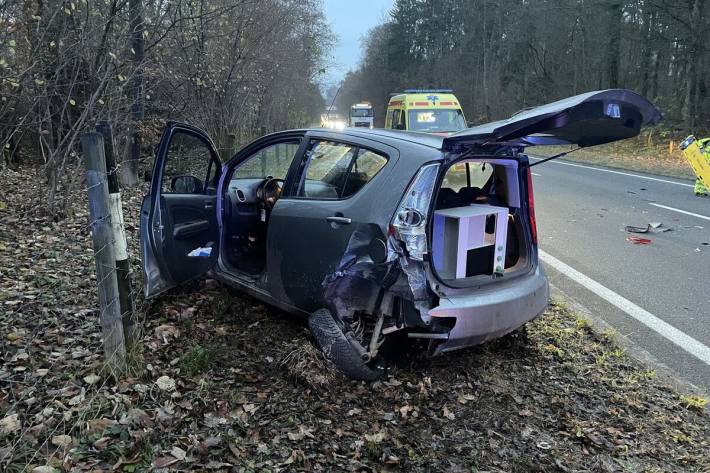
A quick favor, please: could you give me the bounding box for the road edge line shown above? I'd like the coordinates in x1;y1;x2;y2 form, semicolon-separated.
648;202;710;221
539;250;710;366
528;156;695;188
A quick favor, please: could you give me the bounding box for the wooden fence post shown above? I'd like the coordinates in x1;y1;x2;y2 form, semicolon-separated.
96;122;135;346
81;132;126;374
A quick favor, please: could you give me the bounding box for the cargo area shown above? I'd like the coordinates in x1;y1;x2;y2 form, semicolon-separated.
430;158;530;283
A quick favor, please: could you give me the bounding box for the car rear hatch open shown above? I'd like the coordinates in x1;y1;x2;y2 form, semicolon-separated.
442;89;662;152
428;89;661;287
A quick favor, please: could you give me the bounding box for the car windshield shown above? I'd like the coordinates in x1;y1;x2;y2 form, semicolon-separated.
351;108;373;117
408;109;466;133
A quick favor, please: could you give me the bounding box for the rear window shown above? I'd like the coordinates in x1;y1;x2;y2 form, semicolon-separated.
442;162;494;192
298;141;387;199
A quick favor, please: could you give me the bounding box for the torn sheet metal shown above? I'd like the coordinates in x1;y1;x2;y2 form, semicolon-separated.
387;236;432;324
322;228;395;324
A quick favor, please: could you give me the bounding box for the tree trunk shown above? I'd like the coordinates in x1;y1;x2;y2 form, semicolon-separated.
683;0;704;131
122;0;145;187
606;1;623;88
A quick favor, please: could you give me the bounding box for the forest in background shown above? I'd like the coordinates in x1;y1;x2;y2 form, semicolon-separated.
0;0;332;213
337;0;709;133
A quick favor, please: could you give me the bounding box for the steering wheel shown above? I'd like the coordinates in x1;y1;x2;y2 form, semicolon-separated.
256;177;284;210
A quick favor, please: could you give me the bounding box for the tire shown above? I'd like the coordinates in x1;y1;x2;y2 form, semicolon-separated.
308;309;386;381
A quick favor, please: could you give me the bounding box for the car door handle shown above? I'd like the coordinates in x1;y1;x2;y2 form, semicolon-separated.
326;216;351;224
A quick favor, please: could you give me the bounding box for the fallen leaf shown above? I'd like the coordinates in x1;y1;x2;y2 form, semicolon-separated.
364;431;386;443
5;332;20;342
51;434;72;448
0;414;20;436
156;375;176;391
153;456;178;469
32;467;57;473
83;374;101;385
443;406;455;420
170;445;187;461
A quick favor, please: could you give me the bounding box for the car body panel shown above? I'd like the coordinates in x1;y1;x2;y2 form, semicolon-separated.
266;132;403;310
428;265;549;354
443;89;662;151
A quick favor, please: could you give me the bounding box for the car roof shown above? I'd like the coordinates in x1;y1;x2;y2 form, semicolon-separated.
308;127;446;151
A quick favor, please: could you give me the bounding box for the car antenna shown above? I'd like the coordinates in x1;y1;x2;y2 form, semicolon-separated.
326;84;341;120
530;147;581;167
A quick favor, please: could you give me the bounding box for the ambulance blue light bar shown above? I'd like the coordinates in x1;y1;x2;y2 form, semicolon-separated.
403;89;454;93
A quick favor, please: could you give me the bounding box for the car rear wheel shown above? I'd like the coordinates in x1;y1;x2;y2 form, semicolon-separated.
308;308;386;381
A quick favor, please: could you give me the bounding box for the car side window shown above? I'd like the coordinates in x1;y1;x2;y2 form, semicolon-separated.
162;131;219;194
232;142;300;180
342;149;387;197
297;140;387;199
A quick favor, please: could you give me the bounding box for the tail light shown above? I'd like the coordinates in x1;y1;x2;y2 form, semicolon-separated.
390;163;440;260
526;166;538;245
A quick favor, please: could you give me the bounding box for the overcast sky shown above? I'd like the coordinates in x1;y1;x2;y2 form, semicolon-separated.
322;0;394;87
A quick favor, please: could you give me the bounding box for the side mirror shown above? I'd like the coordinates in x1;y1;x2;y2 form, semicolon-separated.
171;175;203;193
467;121;476;128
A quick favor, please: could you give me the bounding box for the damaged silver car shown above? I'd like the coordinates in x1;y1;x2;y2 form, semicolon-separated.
141;89;661;379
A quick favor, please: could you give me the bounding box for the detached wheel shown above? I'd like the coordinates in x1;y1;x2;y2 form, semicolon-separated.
308;309;386;381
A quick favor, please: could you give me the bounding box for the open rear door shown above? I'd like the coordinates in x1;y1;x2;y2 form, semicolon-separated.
141;122;222;298
443;89;662;152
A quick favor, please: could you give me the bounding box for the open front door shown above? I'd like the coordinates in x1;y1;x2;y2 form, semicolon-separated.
142;122;222;298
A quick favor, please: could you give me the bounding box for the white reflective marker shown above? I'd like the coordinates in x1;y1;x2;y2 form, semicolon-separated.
648;202;710;222
539;249;710;366
528;157;694;188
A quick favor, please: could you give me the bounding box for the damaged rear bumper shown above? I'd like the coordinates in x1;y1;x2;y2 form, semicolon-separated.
428;265;549;355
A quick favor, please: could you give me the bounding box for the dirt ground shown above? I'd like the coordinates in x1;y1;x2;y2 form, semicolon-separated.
1;164;710;473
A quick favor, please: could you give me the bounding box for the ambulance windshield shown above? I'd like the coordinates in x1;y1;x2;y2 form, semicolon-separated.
408;109;466;133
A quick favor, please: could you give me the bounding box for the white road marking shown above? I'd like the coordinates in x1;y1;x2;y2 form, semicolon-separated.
539;249;710;366
531;172;542;176
529;156;694;188
648;202;710;222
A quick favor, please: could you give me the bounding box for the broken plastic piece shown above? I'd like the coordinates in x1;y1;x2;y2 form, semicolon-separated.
625;224;649;233
188;246;212;257
626;236;651;245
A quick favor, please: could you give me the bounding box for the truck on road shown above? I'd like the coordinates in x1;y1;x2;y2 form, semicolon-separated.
349;103;374;128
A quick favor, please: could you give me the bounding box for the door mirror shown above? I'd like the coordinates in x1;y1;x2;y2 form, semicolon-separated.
171;175;203;193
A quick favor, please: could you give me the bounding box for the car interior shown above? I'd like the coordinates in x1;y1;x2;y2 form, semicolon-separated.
222;141;300;275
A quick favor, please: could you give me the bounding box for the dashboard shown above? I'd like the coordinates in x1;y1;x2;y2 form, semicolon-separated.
227;178;263;204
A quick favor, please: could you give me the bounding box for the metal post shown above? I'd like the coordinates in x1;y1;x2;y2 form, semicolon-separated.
82;132;126;374
96;122;135;345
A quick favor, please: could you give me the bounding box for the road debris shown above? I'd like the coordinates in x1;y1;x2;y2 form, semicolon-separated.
625;224;650;233
626;236;652;244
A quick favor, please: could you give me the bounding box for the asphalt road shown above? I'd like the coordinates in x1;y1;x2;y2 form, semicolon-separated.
530;156;710;392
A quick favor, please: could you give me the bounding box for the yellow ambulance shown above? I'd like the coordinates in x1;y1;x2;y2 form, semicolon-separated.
385;89;467;135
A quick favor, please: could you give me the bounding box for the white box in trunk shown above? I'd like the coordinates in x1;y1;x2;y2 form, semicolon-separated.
432;204;509;279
